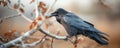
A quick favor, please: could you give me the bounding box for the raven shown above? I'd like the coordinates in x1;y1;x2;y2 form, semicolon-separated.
50;8;109;45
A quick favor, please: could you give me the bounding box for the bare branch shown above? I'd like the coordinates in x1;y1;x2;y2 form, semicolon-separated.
5;0;33;23
3;29;37;47
3;19;68;47
0;13;21;24
20;14;33;22
36;0;68;40
35;0;39;18
51;36;54;48
38;21;67;40
2;0;69;48
51;30;60;48
3;14;21;19
21;35;47;48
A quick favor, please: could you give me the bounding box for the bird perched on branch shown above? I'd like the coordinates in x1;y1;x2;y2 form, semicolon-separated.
50;8;109;45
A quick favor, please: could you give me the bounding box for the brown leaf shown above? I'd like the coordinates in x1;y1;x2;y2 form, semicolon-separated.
0;19;3;24
1;1;7;7
3;29;17;41
37;16;44;20
45;23;49;30
4;29;16;37
38;2;47;14
45;16;50;19
29;15;44;29
29;19;38;29
19;8;25;13
30;0;35;4
13;4;19;9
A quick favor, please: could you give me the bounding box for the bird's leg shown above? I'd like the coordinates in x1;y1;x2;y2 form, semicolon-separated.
73;35;78;48
64;35;71;41
74;35;78;44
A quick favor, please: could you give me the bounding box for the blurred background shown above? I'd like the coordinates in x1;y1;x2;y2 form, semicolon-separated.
0;0;120;48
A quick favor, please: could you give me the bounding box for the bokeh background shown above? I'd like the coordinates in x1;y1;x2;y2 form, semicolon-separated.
0;0;120;48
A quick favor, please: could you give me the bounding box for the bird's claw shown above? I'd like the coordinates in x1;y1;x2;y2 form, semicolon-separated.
74;41;78;44
64;36;71;41
64;36;69;41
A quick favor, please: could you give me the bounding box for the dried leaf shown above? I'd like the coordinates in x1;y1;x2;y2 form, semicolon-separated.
4;29;16;37
37;16;44;20
45;23;49;30
1;1;7;7
0;19;3;24
45;16;50;19
30;0;35;4
3;29;17;41
19;8;25;13
38;2;47;14
13;4;19;9
29;20;38;29
29;15;44;29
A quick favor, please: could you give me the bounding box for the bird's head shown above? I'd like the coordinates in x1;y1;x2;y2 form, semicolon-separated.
50;8;68;17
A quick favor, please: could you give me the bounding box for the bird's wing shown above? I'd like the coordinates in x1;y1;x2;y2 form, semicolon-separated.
64;13;93;31
83;21;94;27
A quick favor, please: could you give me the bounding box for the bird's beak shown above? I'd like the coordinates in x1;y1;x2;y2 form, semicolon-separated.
49;12;57;17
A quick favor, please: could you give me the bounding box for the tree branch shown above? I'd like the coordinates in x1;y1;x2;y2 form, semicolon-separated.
22;35;47;47
0;13;21;24
51;30;60;48
6;0;33;23
3;21;42;47
35;0;39;18
2;0;70;48
38;21;67;40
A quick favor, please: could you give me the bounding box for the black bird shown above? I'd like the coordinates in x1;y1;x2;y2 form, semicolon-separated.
50;8;109;45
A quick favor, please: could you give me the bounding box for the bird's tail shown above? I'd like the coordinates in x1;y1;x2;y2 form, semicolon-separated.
88;31;109;45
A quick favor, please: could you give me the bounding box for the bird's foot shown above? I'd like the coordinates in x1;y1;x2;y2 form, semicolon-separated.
64;36;70;41
74;40;78;44
73;41;78;48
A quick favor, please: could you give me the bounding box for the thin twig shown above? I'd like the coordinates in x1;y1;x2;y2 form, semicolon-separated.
0;13;21;24
35;0;39;18
6;0;33;23
23;35;47;47
39;22;67;40
20;14;33;22
51;38;54;48
2;0;70;48
4;29;37;47
44;0;58;17
51;30;60;48
2;14;21;19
